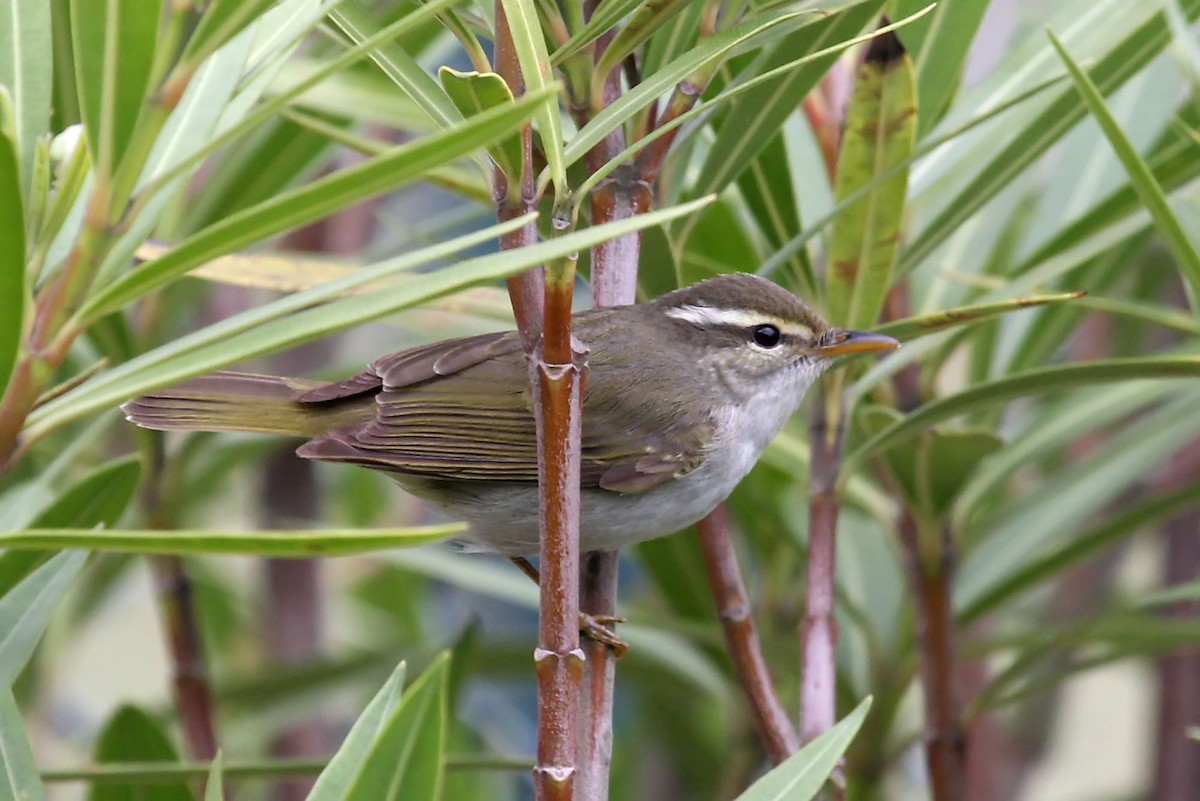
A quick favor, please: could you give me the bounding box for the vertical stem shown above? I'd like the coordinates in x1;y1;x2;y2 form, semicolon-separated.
151;555;220;760
531;289;586;801
801;395;843;743
141;435;219;761
898;511;966;801
572;7;640;798
696;506;799;763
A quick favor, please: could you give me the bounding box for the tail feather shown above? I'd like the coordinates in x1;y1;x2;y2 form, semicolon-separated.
122;372;373;438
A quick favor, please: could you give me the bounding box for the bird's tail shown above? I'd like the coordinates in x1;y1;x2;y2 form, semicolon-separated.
122;372;373;438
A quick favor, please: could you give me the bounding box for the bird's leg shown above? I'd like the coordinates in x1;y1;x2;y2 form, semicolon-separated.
509;556;627;657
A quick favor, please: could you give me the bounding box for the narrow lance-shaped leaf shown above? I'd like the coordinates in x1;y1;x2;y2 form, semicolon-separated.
308;661;407;801
328;0;464;130
439;68;523;185
892;0;989;134
841;356;1200;483
0;526;462;558
70;0;163;177
0;689;45;801
26;196;713;438
204;752;224;801
901;0;1200;274
692;0;887;200
0;550;86;686
592;0;694;98
1049;30;1200;311
80;86;557;320
870;292;1085;341
552;0;645;64
181;0;278;65
498;0;566;195
734;696;872;801
0;0;52;198
345;653;450;800
825;28;916;331
0;125;24;401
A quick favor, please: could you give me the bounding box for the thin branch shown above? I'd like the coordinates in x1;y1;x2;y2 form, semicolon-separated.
696;506;800;763
801;395;843;744
140;436;219;761
898;511;967;801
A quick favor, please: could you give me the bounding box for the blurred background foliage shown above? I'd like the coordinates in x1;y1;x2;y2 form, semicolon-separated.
1;0;1199;798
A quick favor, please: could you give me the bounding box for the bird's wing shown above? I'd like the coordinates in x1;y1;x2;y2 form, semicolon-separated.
295;331;711;493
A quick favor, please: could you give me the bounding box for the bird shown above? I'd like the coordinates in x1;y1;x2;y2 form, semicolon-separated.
123;272;898;556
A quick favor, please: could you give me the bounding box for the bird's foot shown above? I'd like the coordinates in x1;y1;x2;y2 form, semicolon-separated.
579;613;627;658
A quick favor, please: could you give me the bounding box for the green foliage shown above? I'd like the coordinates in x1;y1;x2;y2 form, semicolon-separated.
0;0;1196;798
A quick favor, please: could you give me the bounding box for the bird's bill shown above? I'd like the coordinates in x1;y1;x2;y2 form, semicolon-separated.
814;329;900;358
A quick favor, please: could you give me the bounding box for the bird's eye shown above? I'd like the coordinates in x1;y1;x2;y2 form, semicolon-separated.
752;324;782;348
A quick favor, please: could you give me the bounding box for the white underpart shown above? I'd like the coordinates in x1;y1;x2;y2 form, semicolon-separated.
421;357;827;555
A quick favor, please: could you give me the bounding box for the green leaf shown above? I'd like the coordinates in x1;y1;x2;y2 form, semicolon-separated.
901;0;1200;273
871;293;1085;341
28;196;712;439
0;126;23;401
893;0;989;133
921;429;1003;516
0;0;52;199
1048;30;1200;310
0;689;44;801
692;0;886;199
563;8;812;170
70;0;163;177
733;696;871;801
825;28;916;330
307;661;407;801
842;356;1200;482
438;68;522;182
552;0;646;64
329;0;464;131
80;85;556;320
30;456;141;530
89;706;192;801
497;0;565;195
961;480;1200;622
592;0;693;93
182;0;278;65
345;652;449;801
0;550;86;687
0;525;461;558
203;752;223;801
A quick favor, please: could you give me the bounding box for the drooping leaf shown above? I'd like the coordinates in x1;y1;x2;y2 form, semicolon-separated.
825;27;916;330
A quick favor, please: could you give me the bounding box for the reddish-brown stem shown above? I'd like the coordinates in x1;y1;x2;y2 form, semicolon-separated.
140;436;219;762
801;394;843;744
697;506;800;763
898;511;967;801
531;341;586;801
576;551;619;800
151;555;220;760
